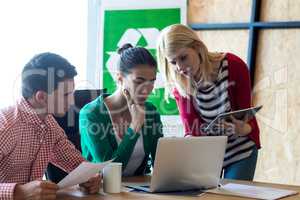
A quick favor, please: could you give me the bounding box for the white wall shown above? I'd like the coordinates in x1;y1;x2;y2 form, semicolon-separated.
0;0;87;107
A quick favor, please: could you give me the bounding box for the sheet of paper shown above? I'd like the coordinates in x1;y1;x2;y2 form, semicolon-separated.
205;183;298;200
58;160;113;189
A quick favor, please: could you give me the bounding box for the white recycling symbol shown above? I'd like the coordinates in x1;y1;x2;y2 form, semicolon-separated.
105;28;164;89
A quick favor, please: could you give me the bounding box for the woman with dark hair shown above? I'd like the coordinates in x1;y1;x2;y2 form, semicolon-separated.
80;44;163;176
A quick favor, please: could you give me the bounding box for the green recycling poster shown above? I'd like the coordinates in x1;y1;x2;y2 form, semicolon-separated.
99;0;187;116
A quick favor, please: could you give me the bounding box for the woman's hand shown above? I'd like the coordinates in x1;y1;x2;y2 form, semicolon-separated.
123;89;145;133
221;115;252;136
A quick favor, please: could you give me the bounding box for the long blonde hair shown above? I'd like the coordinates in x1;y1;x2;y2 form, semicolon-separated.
156;24;224;99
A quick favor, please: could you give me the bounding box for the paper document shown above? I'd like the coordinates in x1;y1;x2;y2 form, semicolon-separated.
58;160;113;189
206;183;298;200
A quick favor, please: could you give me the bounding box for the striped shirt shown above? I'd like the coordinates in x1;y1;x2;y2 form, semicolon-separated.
194;59;255;167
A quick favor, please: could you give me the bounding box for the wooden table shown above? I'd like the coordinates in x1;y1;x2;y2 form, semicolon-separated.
57;176;300;199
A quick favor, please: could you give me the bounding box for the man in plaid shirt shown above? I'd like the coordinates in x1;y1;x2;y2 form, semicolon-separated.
0;53;101;200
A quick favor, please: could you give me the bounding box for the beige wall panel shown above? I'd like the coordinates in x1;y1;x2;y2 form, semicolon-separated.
261;0;300;21
196;30;248;62
254;29;300;185
188;0;251;23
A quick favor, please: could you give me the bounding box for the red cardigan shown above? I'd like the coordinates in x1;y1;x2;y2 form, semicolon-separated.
173;53;261;148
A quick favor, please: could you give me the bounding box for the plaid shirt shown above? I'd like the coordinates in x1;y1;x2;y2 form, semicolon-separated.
0;98;85;200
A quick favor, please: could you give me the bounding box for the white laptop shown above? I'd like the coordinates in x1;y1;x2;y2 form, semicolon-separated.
124;136;227;193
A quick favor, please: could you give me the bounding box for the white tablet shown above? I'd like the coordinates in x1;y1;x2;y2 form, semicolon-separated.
205;105;263;130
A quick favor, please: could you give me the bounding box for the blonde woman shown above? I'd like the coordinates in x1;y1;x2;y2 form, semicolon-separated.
157;24;260;181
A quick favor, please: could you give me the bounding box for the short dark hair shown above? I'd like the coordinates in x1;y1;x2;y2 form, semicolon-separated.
117;43;157;75
22;52;77;99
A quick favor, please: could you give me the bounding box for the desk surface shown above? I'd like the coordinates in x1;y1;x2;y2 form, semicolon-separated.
57;176;300;200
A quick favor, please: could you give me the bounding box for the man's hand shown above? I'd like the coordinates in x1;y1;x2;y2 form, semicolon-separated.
79;173;102;194
14;180;59;200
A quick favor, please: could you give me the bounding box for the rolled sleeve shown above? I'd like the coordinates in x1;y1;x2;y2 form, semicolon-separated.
51;129;85;173
0;183;17;200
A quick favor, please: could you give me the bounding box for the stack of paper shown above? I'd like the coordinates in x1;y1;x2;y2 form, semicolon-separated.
206;183;298;200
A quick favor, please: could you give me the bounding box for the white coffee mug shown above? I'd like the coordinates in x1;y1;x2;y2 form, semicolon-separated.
103;162;122;193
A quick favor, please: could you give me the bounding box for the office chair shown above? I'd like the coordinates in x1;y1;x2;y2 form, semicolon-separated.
45;89;106;183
